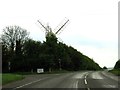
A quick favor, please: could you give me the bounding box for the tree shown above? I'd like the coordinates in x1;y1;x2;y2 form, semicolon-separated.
23;39;42;57
22;39;43;72
2;26;29;54
103;66;107;69
2;26;29;72
114;59;120;69
44;34;58;71
2;25;102;72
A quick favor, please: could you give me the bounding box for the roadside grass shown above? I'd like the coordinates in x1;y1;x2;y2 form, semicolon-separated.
2;73;24;85
109;69;120;76
13;72;37;75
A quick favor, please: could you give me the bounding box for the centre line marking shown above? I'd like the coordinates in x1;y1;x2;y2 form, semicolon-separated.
85;75;87;79
84;79;87;84
87;88;90;90
75;80;79;88
84;73;90;90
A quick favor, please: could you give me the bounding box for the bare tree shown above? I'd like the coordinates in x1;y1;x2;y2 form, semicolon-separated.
1;26;29;54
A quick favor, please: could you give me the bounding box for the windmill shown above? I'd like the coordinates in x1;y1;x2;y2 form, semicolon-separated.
37;18;69;43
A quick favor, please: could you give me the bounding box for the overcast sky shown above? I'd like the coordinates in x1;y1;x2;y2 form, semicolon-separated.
0;0;119;68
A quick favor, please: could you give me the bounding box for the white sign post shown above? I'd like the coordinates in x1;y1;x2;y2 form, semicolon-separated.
37;69;44;73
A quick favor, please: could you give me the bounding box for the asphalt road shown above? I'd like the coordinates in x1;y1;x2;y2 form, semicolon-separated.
2;71;119;90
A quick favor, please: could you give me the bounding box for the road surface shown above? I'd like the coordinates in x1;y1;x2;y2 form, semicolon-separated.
2;71;119;90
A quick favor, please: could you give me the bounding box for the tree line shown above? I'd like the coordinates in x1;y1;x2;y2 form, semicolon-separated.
2;26;101;73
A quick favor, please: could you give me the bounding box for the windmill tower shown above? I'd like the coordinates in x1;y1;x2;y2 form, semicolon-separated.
37;18;69;42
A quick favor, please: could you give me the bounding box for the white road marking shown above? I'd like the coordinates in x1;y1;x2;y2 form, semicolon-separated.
87;88;90;90
84;79;87;85
75;80;79;88
72;72;89;79
13;77;48;90
85;75;87;79
84;73;88;84
84;73;90;90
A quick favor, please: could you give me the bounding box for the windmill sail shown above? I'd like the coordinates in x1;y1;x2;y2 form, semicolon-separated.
37;18;69;42
37;20;48;32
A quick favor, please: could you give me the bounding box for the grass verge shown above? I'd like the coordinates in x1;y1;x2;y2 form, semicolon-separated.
2;73;24;85
109;69;120;76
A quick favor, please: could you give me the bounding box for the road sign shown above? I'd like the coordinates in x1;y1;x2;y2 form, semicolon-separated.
37;69;44;73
